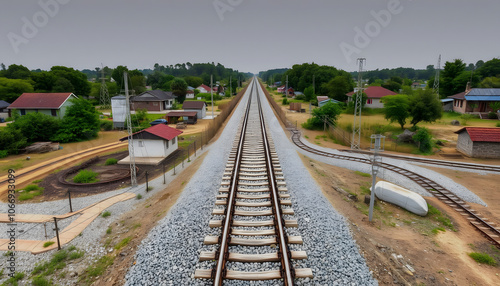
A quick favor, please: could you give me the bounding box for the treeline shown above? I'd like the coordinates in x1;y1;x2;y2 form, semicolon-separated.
0;62;251;104
259;68;289;84
260;63;355;102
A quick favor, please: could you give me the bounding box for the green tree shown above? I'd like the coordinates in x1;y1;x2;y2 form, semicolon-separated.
4;64;31;79
0;77;34;102
441;59;466;97
52;99;100;142
0;128;28;155
111;65;129;89
184;76;203;88
303;86;315;101
9;112;60;142
412;127;433;153
451;71;480;94
381;94;410;129
52;77;74;92
302;101;342;130
478;58;500;78
480;77;500;88
322;75;353;101
50;66;91;97
409;89;442;127
31;71;57;92
171;78;188;102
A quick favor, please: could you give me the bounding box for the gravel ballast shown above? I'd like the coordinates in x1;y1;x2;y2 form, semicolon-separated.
126;80;377;285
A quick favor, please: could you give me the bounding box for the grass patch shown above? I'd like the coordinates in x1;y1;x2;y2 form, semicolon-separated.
354;171;371;177
104;158;118;165
83;255;114;279
18;184;44;201
2;272;25;285
1;163;23;172
114;237;131;250
101;211;111;218
32;276;52;286
73;169;99;183
147;186;154;191
106;227;112;234
32;179;42;184
43;241;55;248
136;194;142;200
68;250;84;260
468;252;497;266
431;227;446;234
132;223;141;230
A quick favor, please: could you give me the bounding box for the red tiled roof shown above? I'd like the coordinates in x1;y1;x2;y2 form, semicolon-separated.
455;127;500;143
120;124;183;141
346;86;397;98
197;84;212;92
8;93;75;109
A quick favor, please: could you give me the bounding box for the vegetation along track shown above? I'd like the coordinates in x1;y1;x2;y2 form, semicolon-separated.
290;130;500;248
195;79;313;284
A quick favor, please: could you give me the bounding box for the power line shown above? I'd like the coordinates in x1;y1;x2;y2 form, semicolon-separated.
351;58;366;150
433;54;441;98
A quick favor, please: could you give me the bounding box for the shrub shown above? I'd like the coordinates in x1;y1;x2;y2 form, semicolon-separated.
460;113;474;126
0;150;8;158
295;94;306;101
282;98;288;105
136;194;142;200
468;252;497;266
100;120;113;131
413;127;433;153
43;241;55;248
73;169;99;183
101;211;111;218
32;276;51;286
68;250;84;260
497;122;500;127
488;112;498;119
114;237;131;250
105;158;118;165
24;184;42;192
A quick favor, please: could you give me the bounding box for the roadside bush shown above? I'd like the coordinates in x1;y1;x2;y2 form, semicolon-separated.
496;122;500;127
0;150;8;158
468;252;497;266
460;113;475;126
488;112;498;119
105;158;118;165
0;128;28;154
100;120;113;131
9;112;61;142
73;169;99;183
282;98;288;105
295;94;306;101
412;127;433;153
52;99;100;143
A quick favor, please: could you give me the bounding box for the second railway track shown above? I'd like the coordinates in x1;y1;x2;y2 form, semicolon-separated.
195;79;312;284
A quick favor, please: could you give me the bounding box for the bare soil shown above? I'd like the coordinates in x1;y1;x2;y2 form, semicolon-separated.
301;154;500;286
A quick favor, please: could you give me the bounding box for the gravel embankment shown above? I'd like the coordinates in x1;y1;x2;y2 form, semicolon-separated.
126;80;377;285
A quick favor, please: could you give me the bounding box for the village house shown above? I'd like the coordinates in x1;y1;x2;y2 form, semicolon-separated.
130;90;175;112
346;86;397;108
7;92;78;119
0;100;10;121
119;124;183;165
455;127;500;159
196;84;214;94
448;88;500;116
182;100;207;119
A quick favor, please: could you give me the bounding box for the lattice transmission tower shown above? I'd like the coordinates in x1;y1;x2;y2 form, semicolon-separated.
351;58;366;150
124;72;137;187
433;55;441;98
99;64;110;108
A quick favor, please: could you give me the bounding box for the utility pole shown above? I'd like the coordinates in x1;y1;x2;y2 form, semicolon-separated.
312;74;315;96
99;64;110;108
433;54;441;99
229;75;232;96
369;134;385;222
285;75;289;99
211;74;214;119
351;58;366;150
124;72;137;187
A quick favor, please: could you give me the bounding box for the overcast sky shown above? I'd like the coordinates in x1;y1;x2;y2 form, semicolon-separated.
1;0;499;74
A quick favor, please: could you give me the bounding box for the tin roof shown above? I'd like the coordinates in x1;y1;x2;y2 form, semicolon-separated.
455;127;500;143
466;88;500;96
464;96;500;101
132;90;174;102
165;111;198;117
183;101;206;109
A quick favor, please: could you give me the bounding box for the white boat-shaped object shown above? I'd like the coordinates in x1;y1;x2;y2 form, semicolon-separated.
373;181;428;216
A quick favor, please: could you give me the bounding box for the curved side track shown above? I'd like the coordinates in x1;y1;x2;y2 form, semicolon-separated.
195;80;313;284
290;129;500;248
340;149;500;173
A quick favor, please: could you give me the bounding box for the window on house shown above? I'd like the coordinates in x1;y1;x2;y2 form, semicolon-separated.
367;99;372;104
172;137;176;144
153;102;158;106
51;109;57;116
138;141;144;147
460;100;463;108
20;109;26;115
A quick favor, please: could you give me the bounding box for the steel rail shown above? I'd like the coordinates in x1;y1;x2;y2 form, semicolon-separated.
340;149;500;173
290;130;500;248
256;82;294;284
213;80;253;285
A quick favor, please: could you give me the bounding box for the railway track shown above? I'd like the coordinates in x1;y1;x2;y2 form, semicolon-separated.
195;79;312;284
340;149;500;173
289;129;500;248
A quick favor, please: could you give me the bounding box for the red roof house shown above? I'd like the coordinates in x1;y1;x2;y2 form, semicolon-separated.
346;86;397;108
196;84;212;94
119;124;183;164
454;127;500;158
7;92;78;118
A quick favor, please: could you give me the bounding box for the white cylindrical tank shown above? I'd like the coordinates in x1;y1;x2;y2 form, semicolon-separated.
373;181;428;216
111;95;127;128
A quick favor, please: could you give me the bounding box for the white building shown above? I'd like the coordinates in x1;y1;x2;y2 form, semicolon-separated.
111;95;127;128
119;124;183;165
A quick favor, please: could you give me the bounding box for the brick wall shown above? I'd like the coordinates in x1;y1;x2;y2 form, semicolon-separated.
472;142;500;158
456;132;473;156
